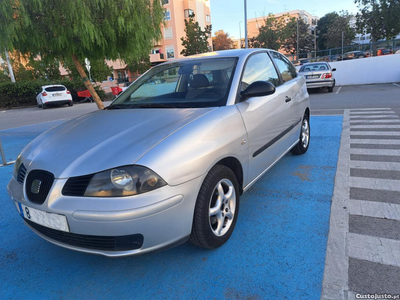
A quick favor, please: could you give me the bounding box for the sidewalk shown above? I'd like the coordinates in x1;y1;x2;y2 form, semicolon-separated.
322;108;400;298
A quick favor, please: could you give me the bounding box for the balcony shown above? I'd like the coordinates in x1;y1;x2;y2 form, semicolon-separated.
150;53;166;63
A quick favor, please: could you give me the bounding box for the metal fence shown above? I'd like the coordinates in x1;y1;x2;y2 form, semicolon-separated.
286;38;400;63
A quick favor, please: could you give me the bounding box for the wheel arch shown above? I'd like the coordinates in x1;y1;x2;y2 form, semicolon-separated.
215;157;244;195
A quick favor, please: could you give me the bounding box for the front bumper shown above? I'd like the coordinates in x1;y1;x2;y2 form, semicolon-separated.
7;174;205;257
306;79;334;89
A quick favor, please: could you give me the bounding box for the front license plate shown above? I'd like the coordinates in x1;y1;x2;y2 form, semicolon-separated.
16;202;69;232
307;75;320;79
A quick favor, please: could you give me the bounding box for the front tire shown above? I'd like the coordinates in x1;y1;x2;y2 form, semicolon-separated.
291;113;310;155
190;165;240;249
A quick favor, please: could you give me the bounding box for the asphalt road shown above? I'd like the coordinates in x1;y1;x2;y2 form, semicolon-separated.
310;83;400;115
1;83;399;131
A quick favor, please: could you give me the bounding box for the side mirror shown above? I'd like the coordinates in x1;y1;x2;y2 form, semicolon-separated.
240;81;276;100
332;68;336;72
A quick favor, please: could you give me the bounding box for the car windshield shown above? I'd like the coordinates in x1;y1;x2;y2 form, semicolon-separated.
109;57;237;109
45;86;66;92
300;63;329;72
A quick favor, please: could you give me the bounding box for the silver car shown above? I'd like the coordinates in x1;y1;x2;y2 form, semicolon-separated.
8;49;310;257
299;62;336;92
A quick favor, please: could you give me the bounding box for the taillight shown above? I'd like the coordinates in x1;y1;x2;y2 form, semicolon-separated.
321;73;332;79
66;90;71;94
42;92;47;96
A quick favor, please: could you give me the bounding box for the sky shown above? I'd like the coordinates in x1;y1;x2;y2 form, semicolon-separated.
209;0;360;39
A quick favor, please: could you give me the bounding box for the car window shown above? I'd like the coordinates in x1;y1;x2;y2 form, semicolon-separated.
111;57;237;109
45;86;66;92
241;53;280;91
271;52;297;82
300;63;329;72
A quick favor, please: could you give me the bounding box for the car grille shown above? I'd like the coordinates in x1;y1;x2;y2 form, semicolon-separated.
17;164;27;184
62;174;93;196
25;219;144;251
25;170;55;204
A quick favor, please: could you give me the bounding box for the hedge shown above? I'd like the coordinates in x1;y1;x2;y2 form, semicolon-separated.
0;79;105;108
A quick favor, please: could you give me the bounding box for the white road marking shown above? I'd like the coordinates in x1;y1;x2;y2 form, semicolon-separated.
350;148;400;156
347;233;400;268
350;160;400;171
350;139;400;144
349;177;400;192
335;86;342;94
393;83;400;88
348;199;400;221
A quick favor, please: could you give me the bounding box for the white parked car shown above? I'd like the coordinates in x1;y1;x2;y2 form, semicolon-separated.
36;85;73;109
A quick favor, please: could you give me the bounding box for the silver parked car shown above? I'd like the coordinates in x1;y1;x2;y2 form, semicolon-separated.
8;49;310;257
299;62;336;92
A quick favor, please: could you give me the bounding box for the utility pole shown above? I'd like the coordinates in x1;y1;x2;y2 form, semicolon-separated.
296;18;299;61
4;49;15;83
239;21;243;49
244;0;248;48
341;31;344;61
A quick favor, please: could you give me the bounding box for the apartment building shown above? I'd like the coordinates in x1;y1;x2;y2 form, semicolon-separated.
150;0;212;64
247;10;318;56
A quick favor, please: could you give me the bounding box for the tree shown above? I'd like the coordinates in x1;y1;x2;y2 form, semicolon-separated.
355;0;400;44
63;58;113;83
316;12;339;50
248;14;287;50
181;13;212;56
127;55;151;75
326;11;356;49
0;0;164;110
281;17;314;54
212;30;233;50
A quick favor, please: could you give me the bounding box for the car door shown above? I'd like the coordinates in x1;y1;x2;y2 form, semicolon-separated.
236;52;294;184
270;51;305;135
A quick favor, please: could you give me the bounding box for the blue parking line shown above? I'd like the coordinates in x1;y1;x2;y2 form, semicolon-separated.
0;115;342;300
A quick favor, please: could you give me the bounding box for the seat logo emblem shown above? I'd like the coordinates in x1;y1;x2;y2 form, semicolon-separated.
31;179;42;194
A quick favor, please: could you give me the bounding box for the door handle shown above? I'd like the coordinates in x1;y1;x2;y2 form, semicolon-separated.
285;96;292;103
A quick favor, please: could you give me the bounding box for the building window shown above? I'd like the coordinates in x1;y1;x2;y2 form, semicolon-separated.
164;27;173;39
164;9;171;21
206;15;211;23
184;9;194;18
162;0;169;5
166;46;175;59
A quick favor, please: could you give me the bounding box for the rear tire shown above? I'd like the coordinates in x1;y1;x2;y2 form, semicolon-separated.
190;165;240;249
42;104;47;109
68;102;73;107
291;112;310;155
327;86;333;93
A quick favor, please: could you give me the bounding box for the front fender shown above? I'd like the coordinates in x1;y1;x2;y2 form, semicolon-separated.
137;106;249;186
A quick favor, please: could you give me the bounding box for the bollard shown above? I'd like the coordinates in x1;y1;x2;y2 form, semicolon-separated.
0;139;14;166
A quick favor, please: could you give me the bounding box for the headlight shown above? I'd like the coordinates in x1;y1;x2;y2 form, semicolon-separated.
83;165;166;197
13;155;22;180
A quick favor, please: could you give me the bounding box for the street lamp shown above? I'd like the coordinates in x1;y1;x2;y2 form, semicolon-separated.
244;0;248;48
239;21;243;49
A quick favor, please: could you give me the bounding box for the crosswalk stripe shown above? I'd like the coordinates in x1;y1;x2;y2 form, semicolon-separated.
350;139;400;144
350;124;400;129
347;233;400;268
349;111;395;115
348;199;400;221
350;160;400;171
349;177;400;192
350;120;400;124
349;108;392;111
350;131;400;135
350;148;400;156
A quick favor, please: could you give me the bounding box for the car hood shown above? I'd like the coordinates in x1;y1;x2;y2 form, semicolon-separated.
21;108;215;178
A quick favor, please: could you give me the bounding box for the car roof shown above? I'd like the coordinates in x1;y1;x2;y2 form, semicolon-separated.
42;85;66;88
159;48;277;65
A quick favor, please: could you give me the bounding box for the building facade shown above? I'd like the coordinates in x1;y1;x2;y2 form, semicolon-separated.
247;10;318;57
151;0;212;64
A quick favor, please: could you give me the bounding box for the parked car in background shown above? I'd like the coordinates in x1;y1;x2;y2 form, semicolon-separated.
36;85;73;109
377;48;392;56
299;62;336;93
299;59;310;65
343;51;366;60
9;49;310;257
